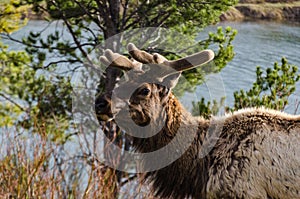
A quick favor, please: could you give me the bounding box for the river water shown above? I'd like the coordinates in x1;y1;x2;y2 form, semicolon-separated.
194;21;300;114
4;20;300;114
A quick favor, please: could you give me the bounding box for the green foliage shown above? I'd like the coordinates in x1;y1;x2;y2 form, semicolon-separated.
192;97;225;118
130;0;238;32
0;0;28;33
231;57;300;111
0;42;31;126
19;0;238;68
192;57;299;118
0;1;73;142
206;26;237;71
24;30;82;69
0;42;72;140
31;0;237;29
174;26;237;96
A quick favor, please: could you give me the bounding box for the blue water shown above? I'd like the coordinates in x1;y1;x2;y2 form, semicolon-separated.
192;21;300;114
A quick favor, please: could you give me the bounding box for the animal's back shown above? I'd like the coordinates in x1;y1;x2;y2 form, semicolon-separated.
206;108;300;198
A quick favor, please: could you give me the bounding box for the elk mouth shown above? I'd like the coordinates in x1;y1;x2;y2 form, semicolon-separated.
97;113;114;122
95;92;128;122
95;98;113;122
96;104;125;122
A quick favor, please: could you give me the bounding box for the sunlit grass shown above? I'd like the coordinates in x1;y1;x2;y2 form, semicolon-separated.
239;1;300;7
0;127;155;198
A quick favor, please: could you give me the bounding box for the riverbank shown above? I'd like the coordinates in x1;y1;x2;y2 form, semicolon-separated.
221;0;300;22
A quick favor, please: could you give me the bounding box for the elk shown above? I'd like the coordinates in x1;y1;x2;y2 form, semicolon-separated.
95;43;300;199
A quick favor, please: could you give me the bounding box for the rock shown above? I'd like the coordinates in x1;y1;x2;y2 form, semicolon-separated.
220;7;245;21
235;5;283;20
265;0;297;3
222;2;300;22
239;0;265;3
283;6;300;20
239;0;299;3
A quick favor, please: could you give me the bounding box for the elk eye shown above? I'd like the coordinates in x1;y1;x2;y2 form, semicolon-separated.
139;88;150;96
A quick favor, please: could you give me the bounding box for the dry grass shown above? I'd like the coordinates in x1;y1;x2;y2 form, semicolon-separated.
232;0;300;21
239;1;300;7
0;127;155;198
222;0;300;21
221;7;245;21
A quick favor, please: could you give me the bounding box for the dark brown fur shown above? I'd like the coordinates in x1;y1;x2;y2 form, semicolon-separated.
120;82;300;199
96;44;300;199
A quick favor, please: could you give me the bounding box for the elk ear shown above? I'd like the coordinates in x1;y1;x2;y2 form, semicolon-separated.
161;72;181;90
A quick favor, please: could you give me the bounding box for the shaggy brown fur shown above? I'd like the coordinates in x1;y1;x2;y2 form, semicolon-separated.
117;83;300;199
96;44;300;199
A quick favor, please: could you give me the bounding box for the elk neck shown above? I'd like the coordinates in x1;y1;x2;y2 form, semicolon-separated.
133;92;212;198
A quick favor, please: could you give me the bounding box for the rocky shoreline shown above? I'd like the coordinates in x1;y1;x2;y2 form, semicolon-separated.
221;0;300;22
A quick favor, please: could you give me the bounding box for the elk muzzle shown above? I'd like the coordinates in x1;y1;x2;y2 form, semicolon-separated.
95;94;114;121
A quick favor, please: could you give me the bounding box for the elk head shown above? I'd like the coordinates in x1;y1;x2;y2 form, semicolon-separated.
95;43;214;131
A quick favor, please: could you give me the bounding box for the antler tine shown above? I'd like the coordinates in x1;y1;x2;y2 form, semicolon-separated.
166;50;215;71
99;55;111;66
127;43;214;71
153;53;168;64
99;49;136;71
127;43;157;64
